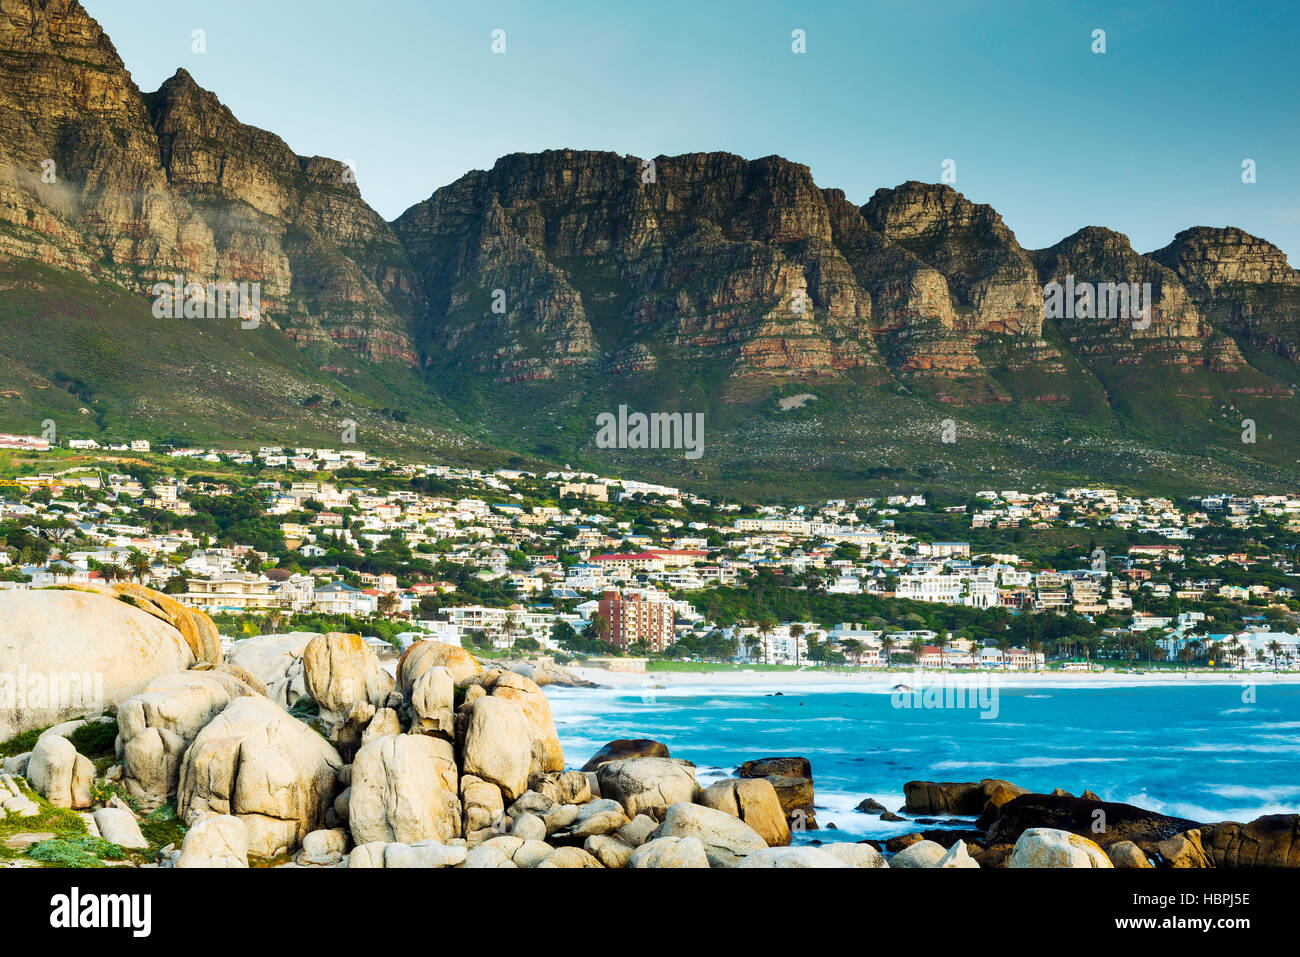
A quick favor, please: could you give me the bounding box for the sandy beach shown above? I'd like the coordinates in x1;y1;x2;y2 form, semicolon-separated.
566;666;1300;691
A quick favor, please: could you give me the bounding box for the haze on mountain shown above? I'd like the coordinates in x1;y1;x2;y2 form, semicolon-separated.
3;0;1300;500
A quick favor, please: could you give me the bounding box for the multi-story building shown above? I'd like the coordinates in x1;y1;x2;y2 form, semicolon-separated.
598;588;677;652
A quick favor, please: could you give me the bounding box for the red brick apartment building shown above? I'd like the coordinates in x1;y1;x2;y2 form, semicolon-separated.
597;589;676;652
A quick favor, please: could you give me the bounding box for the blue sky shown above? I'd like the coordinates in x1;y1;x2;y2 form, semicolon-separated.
92;0;1299;258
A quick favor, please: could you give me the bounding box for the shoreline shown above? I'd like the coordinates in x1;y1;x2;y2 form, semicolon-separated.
563;666;1300;691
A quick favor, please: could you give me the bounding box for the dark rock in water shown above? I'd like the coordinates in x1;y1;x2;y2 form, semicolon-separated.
855;797;887;814
886;832;924;853
915;817;940;825
880;811;906;822
907;778;1027;819
1158;814;1300;868
773;691;784;696
580;738;670;772
941;818;970;827
858;839;883;851
737;756;812;779
826;822;838;830
987;794;1200;852
976;781;1033;829
891;683;914;693
904;780;988;815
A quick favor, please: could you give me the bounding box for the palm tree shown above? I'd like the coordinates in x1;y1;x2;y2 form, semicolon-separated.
377;591;401;618
1267;639;1283;673
757;616;777;665
880;635;896;667
267;610;284;634
842;638;864;667
99;562;126;583
909;635;926;669
127;551;151;584
790;623;805;667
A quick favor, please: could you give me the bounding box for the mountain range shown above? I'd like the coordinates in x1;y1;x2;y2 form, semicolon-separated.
3;0;1300;499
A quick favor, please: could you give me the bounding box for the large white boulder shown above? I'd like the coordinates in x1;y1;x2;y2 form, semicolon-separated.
175;814;248;868
597;758;700;818
302;633;395;754
461;696;532;800
26;734;94;809
226;632;317;708
1008;828;1114;868
349;733;461;846
734;846;848;868
117;670;257;810
177;696;342;858
651;802;769;867
398;639;483;693
0;589;195;742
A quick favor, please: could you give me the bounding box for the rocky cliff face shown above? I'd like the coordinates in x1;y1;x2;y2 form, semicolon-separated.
0;0;418;362
1149;227;1300;361
4;0;1300;424
1033;227;1244;373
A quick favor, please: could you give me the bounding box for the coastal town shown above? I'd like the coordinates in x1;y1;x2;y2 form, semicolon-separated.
2;433;1298;674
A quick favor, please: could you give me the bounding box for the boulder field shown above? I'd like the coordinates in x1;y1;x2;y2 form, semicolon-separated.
2;589;1296;868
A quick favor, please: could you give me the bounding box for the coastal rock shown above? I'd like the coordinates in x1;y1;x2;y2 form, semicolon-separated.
565;801;631;839
462;844;516;868
302;632;395;755
628;836;710;869
597;758;700;818
0;589;195;742
117;670;257;811
855;797;887;814
618;814;659;847
1008;828;1113;868
1160;815;1300;868
398;640;483;694
971;843;1015;868
699;777;791;847
461;695;533;800
937;840;980;868
652;802;769;867
528;770;592;806
538;845;604;868
460;774;505;839
889;840;946;868
580;738;670;771
26;735;93;809
481;671;565;774
822;842;888;868
585;834;635;868
91;807;148;850
976;780;1032;828
903;780;987;815
226;632;316;709
734;846;847;868
738;757;816;830
736;756;811;779
384;840;468;869
1108;840;1154;868
349;733;461;845
298;827;349;866
362;707;402;744
986;794;1198;852
410;665;455;739
175;815;249;868
177;695;342;858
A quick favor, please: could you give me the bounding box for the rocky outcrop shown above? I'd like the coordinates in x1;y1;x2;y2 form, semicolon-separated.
986;793;1199;855
737;756;816;830
177;695;342;858
226;632;316;708
699;777;791;847
348;733;461;846
1150;227;1300;360
597;758;700;818
1157;814;1300;868
0;0;420;363
1008;828;1113;868
302;632;395;755
0;588;195;742
581;738;671;771
117;670;257;810
26;734;93;809
397;639;483;694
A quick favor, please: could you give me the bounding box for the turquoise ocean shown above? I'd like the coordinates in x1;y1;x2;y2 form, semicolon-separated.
544;679;1300;843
